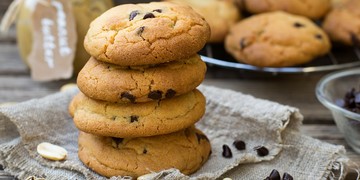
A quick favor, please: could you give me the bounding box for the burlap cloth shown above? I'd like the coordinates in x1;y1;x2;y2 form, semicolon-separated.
0;85;348;180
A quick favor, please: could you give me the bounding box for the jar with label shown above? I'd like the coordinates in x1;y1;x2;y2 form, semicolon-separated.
5;0;113;81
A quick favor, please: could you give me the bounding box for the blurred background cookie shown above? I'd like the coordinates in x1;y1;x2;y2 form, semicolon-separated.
323;0;360;46
238;0;331;19
164;0;241;42
225;11;331;67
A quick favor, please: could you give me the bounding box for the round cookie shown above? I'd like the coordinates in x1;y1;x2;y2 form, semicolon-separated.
225;11;331;67
239;0;331;20
323;0;360;46
165;0;241;42
77;55;206;103
69;89;206;138
78;126;211;178
84;2;210;66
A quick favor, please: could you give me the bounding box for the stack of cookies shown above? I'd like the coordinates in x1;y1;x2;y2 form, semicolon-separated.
69;2;212;178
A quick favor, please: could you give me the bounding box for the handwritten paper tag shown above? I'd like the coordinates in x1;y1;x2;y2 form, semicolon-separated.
28;0;77;81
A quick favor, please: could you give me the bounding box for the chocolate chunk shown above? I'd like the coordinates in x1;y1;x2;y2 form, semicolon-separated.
129;10;139;21
240;38;247;49
120;92;136;103
137;26;145;36
341;87;360;113
148;90;163;100
254;146;269;156
283;173;293;180
143;13;155;19
165;89;176;98
222;144;232;158
293;22;304;28
195;133;209;144
152;9;162;13
267;169;281;180
130;115;139;123
315;34;323;40
112;137;123;145
143;148;147;154
351;33;360;48
233;140;246;150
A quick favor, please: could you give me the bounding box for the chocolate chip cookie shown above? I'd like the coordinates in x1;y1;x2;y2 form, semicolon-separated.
84;2;210;66
69;89;206;138
239;0;331;19
323;0;360;46
225;11;331;67
78;126;211;178
165;0;241;42
77;55;206;103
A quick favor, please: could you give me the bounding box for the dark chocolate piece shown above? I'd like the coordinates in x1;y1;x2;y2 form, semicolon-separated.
165;89;176;98
143;148;147;154
283;172;293;180
112;137;123;145
120;92;136;103
152;9;162;13
268;169;281;180
222;144;232;158
293;22;304;28
195;133;209;144
130;115;139;123
111;116;117;121
148;90;163;100
315;34;323;40
233;140;246;150
137;26;145;36
254;146;269;156
129;10;139;21
143;13;155;19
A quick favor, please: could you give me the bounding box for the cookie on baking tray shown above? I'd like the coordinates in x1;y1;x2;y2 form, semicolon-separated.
239;0;331;19
84;2;210;66
78;126;211;178
69;89;205;138
165;0;241;42
323;0;360;46
225;11;331;67
77;55;206;103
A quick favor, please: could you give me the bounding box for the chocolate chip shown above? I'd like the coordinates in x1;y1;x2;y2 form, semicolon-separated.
254;146;269;156
293;22;304;28
129;10;139;21
315;34;323;40
143;13;155;19
130;115;139;123
152;9;162;13
222;144;232;158
165;89;176;98
112;137;123;145
283;172;293;180
233;140;246;150
195;133;209;144
137;26;145;36
351;33;360;47
148;90;163;100
111;116;117;121
143;148;147;154
266;169;281;180
240;38;247;49
120;92;136;103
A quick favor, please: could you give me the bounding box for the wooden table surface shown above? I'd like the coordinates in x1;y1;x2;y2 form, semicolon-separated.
0;2;359;180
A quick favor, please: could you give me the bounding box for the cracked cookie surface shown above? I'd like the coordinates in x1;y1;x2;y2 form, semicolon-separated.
84;2;210;66
77;55;206;103
323;0;360;46
78;126;211;178
239;0;331;19
225;11;331;67
165;0;241;42
69;89;205;138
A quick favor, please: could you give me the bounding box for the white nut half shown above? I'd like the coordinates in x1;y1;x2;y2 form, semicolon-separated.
37;142;67;161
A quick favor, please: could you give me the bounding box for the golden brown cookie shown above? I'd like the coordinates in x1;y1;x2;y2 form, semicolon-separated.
84;2;210;66
78;126;211;178
77;55;206;103
225;11;331;67
165;0;241;42
69;89;205;138
323;0;360;46
239;0;331;19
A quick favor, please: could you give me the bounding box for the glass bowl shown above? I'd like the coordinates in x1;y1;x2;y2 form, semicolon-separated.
316;68;360;153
